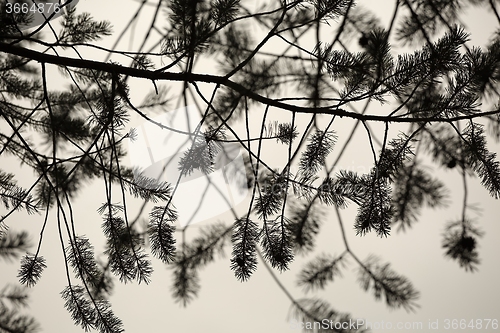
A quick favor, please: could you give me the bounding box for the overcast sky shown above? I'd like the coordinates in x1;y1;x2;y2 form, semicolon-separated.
1;1;499;333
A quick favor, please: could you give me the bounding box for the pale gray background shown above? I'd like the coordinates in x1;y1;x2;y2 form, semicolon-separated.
1;1;499;332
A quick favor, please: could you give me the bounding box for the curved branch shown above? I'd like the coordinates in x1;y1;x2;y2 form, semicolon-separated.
2;42;498;123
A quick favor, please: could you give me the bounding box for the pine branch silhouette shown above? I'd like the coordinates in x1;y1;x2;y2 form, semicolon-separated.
0;0;499;332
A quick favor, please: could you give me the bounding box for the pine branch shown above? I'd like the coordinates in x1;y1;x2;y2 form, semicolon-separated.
353;173;393;237
0;221;7;242
0;231;30;262
0;285;29;309
61;285;123;333
0;305;39;333
0;170;40;221
330;170;367;205
299;130;337;177
253;175;286;221
1;1;499;332
65;236;103;289
102;214;152;284
88;260;114;301
308;0;351;21
313;176;349;207
288;297;369;333
2;42;497;123
442;218;483;272
260;215;294;272
178;134;217;176
375;134;414;181
17;254;46;288
212;0;241;26
392;163;448;231
178;222;232;270
460;122;500;198
168;223;230;305
171;263;200;307
148;205;177;264
357;255;420;312
61;285;96;332
397;0;465;45
287;198;324;254
230;218;259;281
261;121;299;144
297;252;347;293
58;9;112;44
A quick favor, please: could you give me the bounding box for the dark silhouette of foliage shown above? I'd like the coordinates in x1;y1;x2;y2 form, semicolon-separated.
0;240;40;333
288;297;368;333
357;255;420;312
0;0;499;332
442;218;484;272
297;252;347;293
